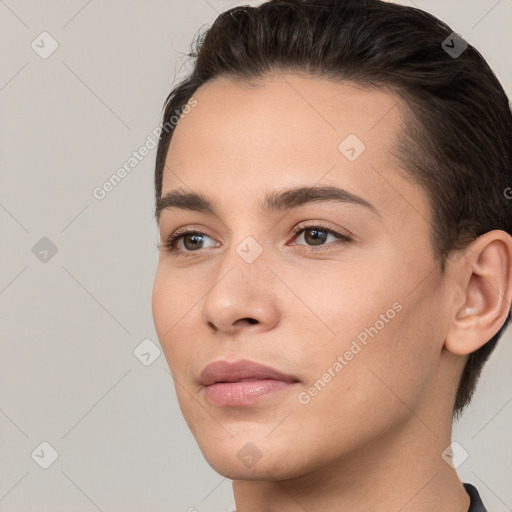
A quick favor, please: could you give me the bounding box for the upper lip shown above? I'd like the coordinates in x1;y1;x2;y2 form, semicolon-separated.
199;359;299;386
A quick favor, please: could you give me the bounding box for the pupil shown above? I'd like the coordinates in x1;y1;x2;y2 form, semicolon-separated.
305;228;326;246
184;233;203;250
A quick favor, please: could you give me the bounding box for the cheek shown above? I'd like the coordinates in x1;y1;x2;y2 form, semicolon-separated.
296;267;438;415
343;293;441;416
151;267;170;342
152;265;211;382
151;266;187;367
284;266;376;334
291;305;435;454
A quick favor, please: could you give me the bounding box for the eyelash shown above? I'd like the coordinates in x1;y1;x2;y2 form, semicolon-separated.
160;223;351;258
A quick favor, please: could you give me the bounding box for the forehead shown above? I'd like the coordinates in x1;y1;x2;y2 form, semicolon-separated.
162;73;428;222
167;73;405;163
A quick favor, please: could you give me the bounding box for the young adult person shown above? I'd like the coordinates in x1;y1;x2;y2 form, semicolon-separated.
151;1;512;510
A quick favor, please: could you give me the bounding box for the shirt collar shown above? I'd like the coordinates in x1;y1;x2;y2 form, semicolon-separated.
464;482;488;512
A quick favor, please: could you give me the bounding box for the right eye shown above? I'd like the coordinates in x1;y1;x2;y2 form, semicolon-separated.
162;229;220;256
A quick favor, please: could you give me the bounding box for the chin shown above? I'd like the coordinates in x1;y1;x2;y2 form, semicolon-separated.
195;435;314;481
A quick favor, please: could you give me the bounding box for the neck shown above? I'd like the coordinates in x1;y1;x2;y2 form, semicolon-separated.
232;415;470;512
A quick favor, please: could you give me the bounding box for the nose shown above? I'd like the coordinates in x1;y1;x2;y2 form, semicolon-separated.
201;253;281;336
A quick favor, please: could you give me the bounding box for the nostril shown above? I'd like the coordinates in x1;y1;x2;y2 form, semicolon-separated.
244;318;258;325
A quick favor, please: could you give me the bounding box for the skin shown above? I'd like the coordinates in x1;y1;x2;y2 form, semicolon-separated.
151;73;512;511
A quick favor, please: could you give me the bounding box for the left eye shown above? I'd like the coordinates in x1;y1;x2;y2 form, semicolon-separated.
292;226;350;247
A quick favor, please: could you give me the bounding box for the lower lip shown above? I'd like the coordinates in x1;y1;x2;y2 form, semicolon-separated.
204;379;297;407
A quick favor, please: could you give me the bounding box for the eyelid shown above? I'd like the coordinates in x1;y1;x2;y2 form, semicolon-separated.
163;224;216;241
291;221;352;243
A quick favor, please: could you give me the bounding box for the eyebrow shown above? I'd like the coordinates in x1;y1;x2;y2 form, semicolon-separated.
155;185;381;222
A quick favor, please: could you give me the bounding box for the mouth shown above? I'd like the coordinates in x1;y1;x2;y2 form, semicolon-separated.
199;359;300;407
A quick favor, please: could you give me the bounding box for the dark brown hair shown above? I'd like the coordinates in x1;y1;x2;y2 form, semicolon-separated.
154;0;512;418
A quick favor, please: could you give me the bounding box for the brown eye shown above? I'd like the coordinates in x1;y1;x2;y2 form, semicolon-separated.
163;230;219;255
293;225;351;248
302;227;329;245
182;233;206;251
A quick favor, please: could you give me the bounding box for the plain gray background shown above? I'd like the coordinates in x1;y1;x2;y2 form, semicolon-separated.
0;0;511;511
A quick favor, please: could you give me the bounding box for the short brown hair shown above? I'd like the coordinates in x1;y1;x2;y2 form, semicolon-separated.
154;0;512;418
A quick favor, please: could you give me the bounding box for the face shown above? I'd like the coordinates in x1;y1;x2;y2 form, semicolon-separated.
152;74;453;480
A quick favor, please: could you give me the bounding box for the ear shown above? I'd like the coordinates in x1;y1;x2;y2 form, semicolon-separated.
444;230;512;356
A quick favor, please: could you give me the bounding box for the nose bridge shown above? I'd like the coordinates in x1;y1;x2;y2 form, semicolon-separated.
214;215;270;282
200;233;279;333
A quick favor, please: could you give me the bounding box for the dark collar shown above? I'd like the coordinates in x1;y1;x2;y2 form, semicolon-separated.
464;482;488;512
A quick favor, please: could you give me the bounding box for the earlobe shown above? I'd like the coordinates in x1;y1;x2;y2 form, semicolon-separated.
444;230;512;356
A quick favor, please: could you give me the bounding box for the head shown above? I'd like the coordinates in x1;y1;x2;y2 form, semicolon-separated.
152;0;512;479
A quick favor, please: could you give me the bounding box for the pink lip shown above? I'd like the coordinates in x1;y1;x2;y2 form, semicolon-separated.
199;359;299;407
